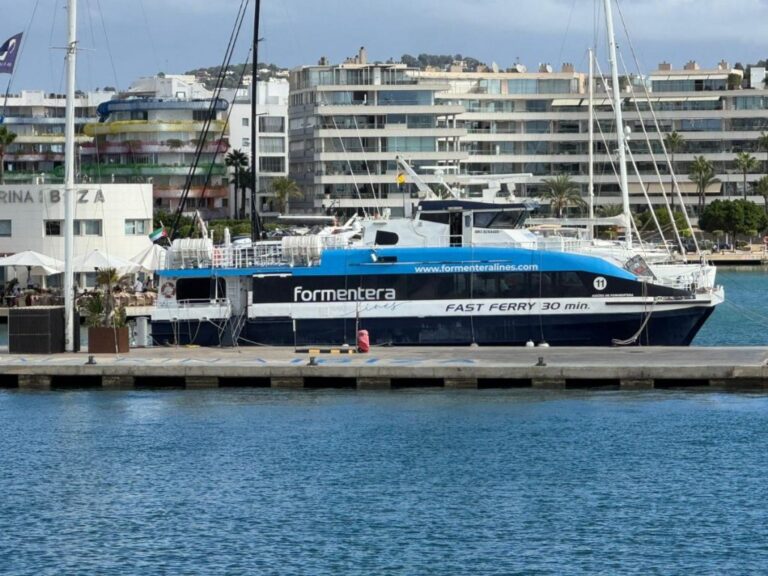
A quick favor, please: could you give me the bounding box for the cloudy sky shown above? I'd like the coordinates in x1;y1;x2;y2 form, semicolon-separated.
2;0;767;92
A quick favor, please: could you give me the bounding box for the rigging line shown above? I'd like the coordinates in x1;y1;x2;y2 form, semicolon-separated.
195;2;251;211
626;146;668;249
592;0;600;55
613;0;699;255
2;0;44;117
200;45;254;212
94;0;121;91
81;0;97;91
352;114;380;215
592;57;648;251
717;298;768;330
619;51;681;257
47;0;60;91
136;0;161;75
170;0;249;238
322;94;367;218
556;0;579;70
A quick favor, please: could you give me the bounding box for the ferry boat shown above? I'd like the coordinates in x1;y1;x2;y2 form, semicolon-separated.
151;235;723;347
150;0;722;348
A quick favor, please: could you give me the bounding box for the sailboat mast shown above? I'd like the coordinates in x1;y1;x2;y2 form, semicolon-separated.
249;0;262;241
63;0;77;352
588;48;595;238
603;0;632;249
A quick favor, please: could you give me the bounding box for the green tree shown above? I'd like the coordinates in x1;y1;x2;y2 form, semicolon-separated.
699;199;767;239
271;176;302;214
636;208;692;239
688;156;719;214
539;174;586;218
0;126;18;185
757;131;768;173
82;267;128;328
664;131;685;209
753;175;768;214
596;204;623;217
225;148;250;219
734;151;758;200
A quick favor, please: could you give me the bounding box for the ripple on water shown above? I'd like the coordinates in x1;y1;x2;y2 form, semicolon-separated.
1;389;768;574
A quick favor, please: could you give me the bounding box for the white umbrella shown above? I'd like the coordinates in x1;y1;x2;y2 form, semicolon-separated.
72;249;139;274
0;250;65;276
129;244;167;272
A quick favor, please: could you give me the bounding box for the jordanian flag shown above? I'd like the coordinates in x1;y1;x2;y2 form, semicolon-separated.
148;227;167;242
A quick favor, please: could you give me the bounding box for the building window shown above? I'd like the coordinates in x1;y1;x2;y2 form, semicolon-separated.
75;219;103;236
0;220;11;237
242;137;250;148
242;117;249;127
193;110;215;121
258;116;285;133
259;137;285;154
45;220;63;236
259;157;285;173
124;219;148;235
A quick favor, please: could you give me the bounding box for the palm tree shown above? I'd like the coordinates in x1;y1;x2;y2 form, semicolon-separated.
689;156;719;214
596;204;624;217
757;131;768;174
271;176;302;214
753;175;768;214
664;131;685;210
0;126;18;185
83;267;128;328
734;151;758;200
225;148;249;219
540;174;585;218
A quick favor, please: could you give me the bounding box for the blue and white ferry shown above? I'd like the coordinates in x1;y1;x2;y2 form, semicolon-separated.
151;230;723;347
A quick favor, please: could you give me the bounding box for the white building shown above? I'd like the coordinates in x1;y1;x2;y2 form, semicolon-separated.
288;48;467;216
81;75;230;218
225;79;289;215
125;75;213;100
0;89;115;184
0;184;153;286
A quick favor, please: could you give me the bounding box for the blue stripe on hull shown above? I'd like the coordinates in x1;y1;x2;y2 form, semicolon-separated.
151;307;713;347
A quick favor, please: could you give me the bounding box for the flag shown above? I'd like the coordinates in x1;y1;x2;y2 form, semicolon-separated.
148;227;167;242
0;33;22;75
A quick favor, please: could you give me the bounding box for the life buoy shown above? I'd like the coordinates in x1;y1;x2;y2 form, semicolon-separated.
161;281;176;299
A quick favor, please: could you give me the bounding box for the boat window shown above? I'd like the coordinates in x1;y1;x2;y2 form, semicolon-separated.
473;212;496;228
473;210;524;229
530;272;589;298
558;272;590;297
496;273;528;298
488;210;524;229
420;212;449;225
374;231;399;246
176;278;226;302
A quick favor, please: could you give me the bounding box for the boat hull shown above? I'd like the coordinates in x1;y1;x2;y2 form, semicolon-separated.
150;304;715;347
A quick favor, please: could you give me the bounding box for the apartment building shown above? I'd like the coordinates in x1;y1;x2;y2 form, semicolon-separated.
81;75;230;218
288;48;467;216
225;79;289;214
419;60;768;213
0;90;114;184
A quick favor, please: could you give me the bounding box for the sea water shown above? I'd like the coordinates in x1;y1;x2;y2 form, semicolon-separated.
0;389;767;574
692;268;768;345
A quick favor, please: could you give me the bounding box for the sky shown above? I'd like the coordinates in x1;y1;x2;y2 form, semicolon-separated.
1;0;767;93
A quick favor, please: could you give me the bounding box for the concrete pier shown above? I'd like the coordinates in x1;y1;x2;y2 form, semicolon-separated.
1;346;768;391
